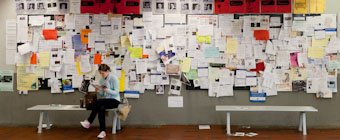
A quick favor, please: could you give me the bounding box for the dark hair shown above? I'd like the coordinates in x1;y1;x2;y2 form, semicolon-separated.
98;64;111;72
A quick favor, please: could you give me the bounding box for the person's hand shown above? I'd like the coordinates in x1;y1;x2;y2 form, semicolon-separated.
95;87;100;92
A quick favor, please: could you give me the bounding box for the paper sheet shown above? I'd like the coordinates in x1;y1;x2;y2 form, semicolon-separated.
168;96;183;108
17;66;39;91
0;70;14;91
169;78;182;95
226;38;238;54
18;43;32;55
308;47;325;59
180;58;191;73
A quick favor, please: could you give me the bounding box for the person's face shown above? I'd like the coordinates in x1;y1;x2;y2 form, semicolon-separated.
19;4;24;9
99;71;109;78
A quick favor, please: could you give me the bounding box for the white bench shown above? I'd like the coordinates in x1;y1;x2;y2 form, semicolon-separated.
27;105;121;134
216;105;318;135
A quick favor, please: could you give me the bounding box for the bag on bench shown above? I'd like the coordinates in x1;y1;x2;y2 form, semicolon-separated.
118;97;131;121
85;92;97;110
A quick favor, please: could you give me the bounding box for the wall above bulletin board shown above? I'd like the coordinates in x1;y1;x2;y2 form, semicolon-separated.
7;0;337;104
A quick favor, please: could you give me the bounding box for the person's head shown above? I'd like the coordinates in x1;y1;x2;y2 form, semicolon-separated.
98;64;111;78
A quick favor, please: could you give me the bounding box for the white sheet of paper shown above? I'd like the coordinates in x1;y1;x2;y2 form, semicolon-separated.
169;78;182;95
17;15;28;43
217;84;233;97
29;15;44;26
100;21;112;35
18;43;32;55
80;54;92;73
164;14;186;24
136;61;148;74
168;96;183;108
246;77;257;86
70;0;81;14
63;49;75;64
197;25;213;36
6;50;17;65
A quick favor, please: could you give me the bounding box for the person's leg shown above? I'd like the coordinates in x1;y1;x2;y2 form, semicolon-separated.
87;100;104;123
98;99;120;131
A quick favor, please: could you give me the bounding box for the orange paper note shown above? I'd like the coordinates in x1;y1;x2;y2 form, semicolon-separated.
94;53;102;64
253;30;269;40
42;29;57;40
80;29;92;44
30;52;37;65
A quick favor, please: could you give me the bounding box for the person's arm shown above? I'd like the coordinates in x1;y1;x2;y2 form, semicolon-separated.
104;75;119;96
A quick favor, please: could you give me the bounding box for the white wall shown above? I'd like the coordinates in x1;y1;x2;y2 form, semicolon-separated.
0;0;16;70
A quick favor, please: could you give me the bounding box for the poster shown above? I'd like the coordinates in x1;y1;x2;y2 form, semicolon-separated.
0;70;14;92
17;66;39;91
62;75;74;93
115;0;140;14
215;0;229;14
249;91;266;102
81;0;99;14
229;0;245;13
245;0;260;13
261;0;275;13
309;0;325;14
276;0;291;13
293;0;308;14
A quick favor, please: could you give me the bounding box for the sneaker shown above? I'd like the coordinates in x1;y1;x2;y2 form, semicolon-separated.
97;131;106;139
80;120;90;129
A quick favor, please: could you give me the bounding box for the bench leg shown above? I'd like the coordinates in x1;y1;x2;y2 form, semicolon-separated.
298;112;303;132
112;111;118;134
226;112;231;135
117;117;121;130
44;112;51;129
38;112;44;133
302;112;307;135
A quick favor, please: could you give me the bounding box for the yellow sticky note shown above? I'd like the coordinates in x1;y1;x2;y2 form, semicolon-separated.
38;52;50;67
312;36;330;47
294;0;308;14
197;36;211;44
119;70;125;92
309;0;325;14
180;58;191;73
226;37;238;54
121;36;132;48
308;47;325;59
129;47;143;58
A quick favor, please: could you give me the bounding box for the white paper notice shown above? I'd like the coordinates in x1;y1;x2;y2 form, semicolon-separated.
168;96;183;108
70;0;81;14
18;43;32;55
